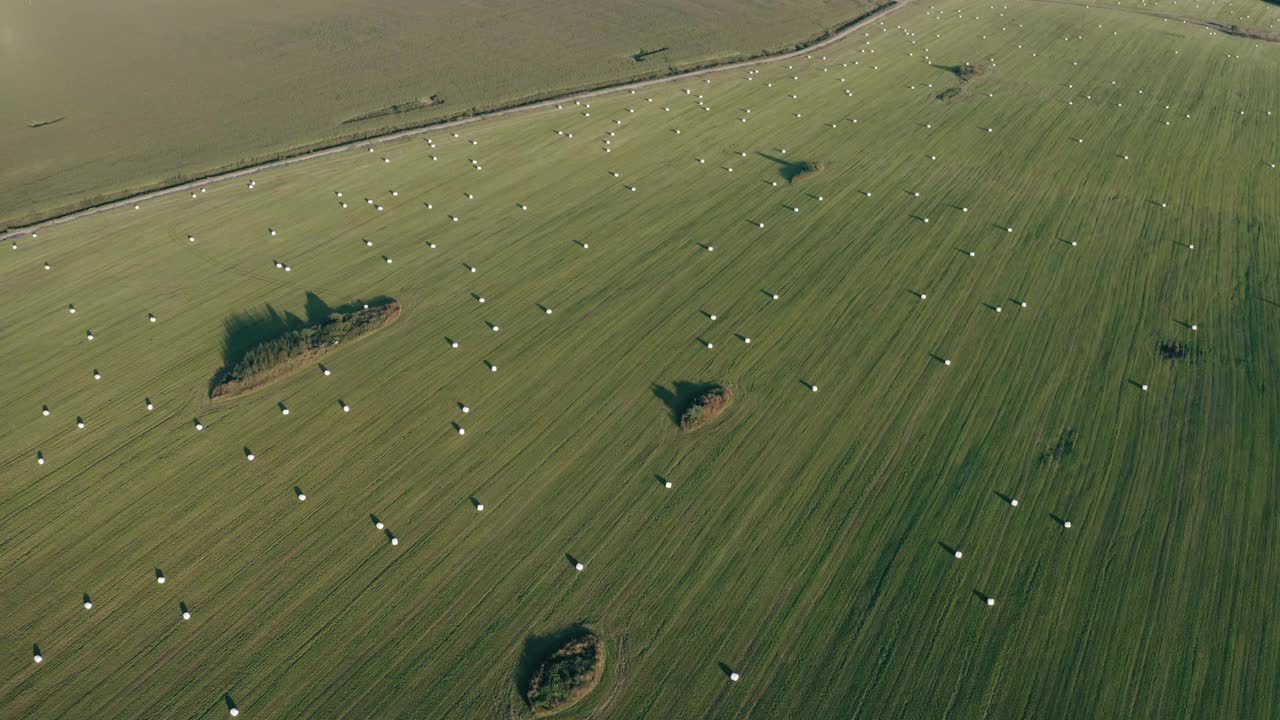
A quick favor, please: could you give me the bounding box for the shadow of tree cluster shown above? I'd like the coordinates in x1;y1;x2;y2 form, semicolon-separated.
930;62;986;81
756;152;824;183
651;380;721;427
208;291;395;395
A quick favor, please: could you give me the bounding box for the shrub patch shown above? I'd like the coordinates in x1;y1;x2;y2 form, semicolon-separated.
679;384;733;432
211;300;400;399
526;631;604;715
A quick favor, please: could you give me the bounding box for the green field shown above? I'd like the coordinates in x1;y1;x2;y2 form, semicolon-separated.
0;0;878;230
3;0;1280;716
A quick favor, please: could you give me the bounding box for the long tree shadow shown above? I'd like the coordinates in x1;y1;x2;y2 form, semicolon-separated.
930;62;985;81
755;152;822;183
513;622;594;703
303;291;335;326
651;380;720;427
930;63;968;78
207;291;395;395
632;47;669;62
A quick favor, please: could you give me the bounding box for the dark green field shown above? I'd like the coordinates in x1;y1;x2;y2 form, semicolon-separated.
2;0;1279;717
0;0;877;230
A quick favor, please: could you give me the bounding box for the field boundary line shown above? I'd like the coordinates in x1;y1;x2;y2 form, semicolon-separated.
1;0;918;242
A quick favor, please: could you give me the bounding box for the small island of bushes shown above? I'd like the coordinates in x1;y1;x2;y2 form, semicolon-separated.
526;631;605;715
679;384;733;432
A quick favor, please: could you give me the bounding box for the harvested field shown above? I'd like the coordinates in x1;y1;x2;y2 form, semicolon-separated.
2;0;1279;717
